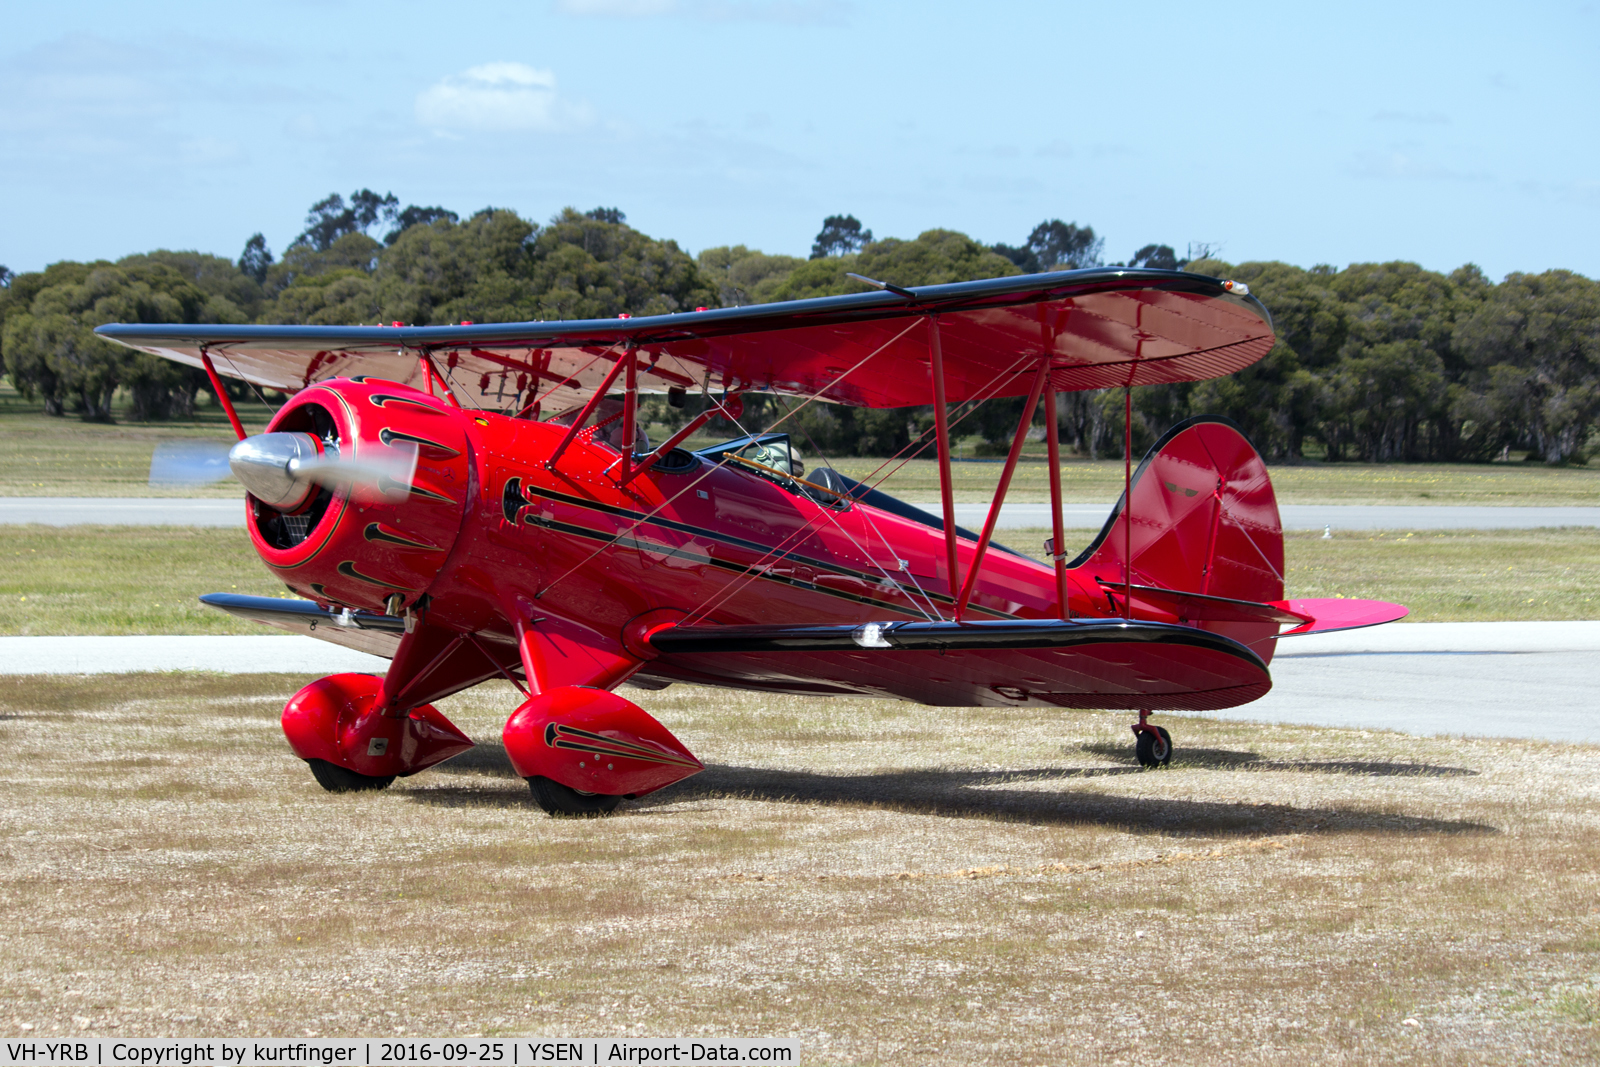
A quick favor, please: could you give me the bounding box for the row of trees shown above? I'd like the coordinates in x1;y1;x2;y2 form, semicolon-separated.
2;194;1596;464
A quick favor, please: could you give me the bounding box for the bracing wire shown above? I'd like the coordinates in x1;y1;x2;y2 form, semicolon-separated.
773;396;943;622
216;352;285;418
675;353;1038;627
534;318;923;601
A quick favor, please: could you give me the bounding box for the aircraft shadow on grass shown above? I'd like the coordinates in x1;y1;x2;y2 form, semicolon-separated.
1074;741;1480;778
415;742;1494;837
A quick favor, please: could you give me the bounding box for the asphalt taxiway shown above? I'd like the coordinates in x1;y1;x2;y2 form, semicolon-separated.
4;622;1595;744
1231;621;1599;743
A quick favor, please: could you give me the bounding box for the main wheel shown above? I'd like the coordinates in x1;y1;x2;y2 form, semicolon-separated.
1135;726;1173;769
306;758;396;793
527;776;622;818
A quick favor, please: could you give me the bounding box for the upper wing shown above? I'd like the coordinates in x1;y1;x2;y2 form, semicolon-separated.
95;267;1273;412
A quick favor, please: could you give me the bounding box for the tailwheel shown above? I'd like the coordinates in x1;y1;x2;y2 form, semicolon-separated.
526;776;622;818
1134;727;1172;768
306;758;395;793
1133;708;1172;769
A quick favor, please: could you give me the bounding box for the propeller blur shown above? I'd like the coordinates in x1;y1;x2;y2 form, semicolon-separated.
149;434;417;506
149;440;232;487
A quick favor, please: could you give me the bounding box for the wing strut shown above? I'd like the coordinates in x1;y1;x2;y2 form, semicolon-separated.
420;354;463;409
618;344;639;483
953;360;1050;620
625;392;743;484
927;315;962;613
1044;380;1070;621
1123;385;1133;620
545;346;630;471
200;350;247;441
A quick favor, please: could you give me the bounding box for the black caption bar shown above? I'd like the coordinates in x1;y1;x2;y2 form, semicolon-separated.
0;1041;799;1067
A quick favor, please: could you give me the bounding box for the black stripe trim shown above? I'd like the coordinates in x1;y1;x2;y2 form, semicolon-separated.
408;484;455;504
542;723;701;768
380;427;461;457
336;561;418;591
363;523;441;551
369;393;447;412
551;723;693;760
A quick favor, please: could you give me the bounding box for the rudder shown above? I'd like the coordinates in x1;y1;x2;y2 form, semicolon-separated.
1070;416;1285;658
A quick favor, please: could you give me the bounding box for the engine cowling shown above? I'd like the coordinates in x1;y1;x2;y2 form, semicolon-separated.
245;378;474;614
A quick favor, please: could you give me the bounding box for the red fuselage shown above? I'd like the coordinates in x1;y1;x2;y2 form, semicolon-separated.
248;377;1160;694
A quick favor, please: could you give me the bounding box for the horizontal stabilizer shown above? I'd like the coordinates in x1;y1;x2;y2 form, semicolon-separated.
1269;597;1410;637
1098;579;1311;627
1091;581;1407;638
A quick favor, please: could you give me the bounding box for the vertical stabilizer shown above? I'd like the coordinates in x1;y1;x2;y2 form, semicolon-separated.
1069;416;1285;660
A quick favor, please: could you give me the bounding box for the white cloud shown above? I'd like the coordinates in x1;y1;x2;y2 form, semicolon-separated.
415;63;587;133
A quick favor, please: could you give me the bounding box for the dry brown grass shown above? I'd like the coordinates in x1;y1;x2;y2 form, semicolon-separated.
1;673;1597;1064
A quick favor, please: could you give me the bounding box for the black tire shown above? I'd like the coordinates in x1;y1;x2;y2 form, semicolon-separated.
306;758;395;793
1135;726;1173;769
527;776;622;817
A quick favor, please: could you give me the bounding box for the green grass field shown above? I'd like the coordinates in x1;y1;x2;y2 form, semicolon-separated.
4;379;1596;632
0;383;280;498
4;381;1598;504
0;526;295;634
824;455;1600;506
4;524;1597;635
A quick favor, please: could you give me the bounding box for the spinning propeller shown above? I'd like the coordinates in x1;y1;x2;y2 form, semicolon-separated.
150;433;418;508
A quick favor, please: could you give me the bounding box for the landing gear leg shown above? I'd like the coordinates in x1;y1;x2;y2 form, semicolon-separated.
1132;710;1172;769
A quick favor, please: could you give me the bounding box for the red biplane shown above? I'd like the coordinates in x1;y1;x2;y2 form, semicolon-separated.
99;267;1406;815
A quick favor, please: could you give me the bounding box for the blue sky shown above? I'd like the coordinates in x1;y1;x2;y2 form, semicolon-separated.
4;0;1596;280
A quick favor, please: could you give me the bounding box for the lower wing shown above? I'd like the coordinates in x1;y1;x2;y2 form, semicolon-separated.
200;592;404;659
646;618;1272;711
202;595;1277;711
